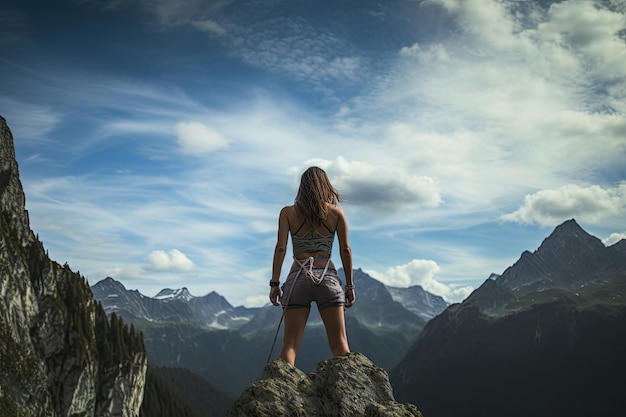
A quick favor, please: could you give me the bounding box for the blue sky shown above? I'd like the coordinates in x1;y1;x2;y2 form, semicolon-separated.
1;0;625;307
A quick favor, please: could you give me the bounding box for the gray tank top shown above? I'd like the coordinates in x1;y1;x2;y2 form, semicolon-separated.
291;221;335;256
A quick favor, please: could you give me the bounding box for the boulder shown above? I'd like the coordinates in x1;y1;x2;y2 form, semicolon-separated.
227;352;423;417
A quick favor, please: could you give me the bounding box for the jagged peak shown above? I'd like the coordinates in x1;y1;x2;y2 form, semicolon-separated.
0;115;16;161
102;276;125;286
154;287;194;301
1;116;34;247
536;218;604;254
201;290;226;300
543;218;594;243
553;218;581;232
496;218;620;293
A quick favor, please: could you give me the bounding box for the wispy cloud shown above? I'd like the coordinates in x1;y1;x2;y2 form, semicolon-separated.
5;0;626;306
0;97;60;144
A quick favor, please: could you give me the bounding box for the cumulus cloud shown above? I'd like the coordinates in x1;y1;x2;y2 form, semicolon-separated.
175;121;229;155
307;157;441;212
245;294;270;308
366;259;473;303
603;232;626;247
535;0;626;77
146;249;195;272
502;183;626;227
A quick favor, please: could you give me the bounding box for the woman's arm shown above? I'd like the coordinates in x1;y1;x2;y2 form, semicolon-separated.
334;205;355;307
334;206;352;282
272;206;290;282
270;207;290;305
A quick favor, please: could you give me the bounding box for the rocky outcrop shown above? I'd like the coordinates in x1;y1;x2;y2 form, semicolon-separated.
227;352;423;417
0;115;147;416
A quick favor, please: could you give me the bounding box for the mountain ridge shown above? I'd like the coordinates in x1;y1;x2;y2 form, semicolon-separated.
390;219;626;417
92;268;446;397
497;218;623;293
91;267;448;332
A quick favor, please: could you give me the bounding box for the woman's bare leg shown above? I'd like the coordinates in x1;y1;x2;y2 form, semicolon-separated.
279;308;310;366
320;306;350;356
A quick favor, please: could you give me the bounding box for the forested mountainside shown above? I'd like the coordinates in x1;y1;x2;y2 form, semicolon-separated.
0;116;147;417
140;366;232;417
391;220;626;417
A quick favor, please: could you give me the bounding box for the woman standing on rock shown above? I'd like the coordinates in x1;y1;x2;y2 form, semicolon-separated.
269;166;355;366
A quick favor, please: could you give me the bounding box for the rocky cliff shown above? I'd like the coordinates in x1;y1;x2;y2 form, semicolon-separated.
228;352;423;417
0;115;147;417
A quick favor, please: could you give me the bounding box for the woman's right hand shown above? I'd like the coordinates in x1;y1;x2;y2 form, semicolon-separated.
344;287;355;308
269;287;281;306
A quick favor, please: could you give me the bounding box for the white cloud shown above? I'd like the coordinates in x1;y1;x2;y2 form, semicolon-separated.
366;259;473;303
146;249;195;272
175;121;229;155
433;0;519;50
536;1;626;77
245;294;270;308
305;157;441;212
502;183;626;227
603;232;626;247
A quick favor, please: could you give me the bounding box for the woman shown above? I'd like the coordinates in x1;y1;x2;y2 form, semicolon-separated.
269;166;355;367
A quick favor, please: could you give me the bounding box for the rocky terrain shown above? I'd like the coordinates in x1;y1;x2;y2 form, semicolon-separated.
228;352;422;417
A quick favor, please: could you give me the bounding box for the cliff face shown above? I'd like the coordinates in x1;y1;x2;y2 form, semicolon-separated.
0;115;147;417
228;352;423;417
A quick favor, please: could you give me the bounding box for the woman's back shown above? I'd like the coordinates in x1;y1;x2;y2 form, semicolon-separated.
289;205;338;258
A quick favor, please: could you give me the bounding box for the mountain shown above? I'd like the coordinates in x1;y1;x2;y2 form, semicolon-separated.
387;283;449;320
92;268;447;397
497;219;623;293
92;277;258;330
0;115;147;416
390;219;626;417
93;269;446;333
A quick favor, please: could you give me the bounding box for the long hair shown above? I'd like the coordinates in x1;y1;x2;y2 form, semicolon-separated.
294;167;341;229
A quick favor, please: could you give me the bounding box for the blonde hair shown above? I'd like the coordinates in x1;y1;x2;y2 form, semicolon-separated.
295;167;341;229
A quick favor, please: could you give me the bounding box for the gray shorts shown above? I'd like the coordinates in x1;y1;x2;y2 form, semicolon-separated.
280;268;345;311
